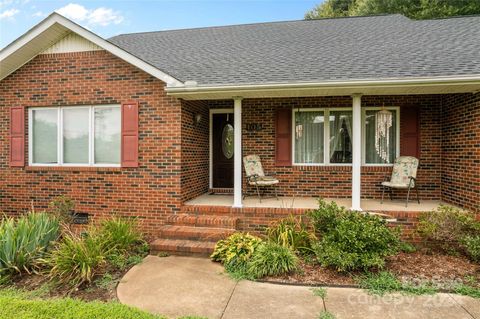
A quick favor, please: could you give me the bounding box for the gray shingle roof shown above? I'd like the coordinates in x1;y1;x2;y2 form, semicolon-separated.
108;14;480;86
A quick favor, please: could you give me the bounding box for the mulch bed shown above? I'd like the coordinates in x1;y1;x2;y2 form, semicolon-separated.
264;251;480;288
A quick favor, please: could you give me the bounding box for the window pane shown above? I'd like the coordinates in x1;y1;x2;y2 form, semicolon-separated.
32;109;58;164
63;108;89;164
294;111;324;164
94;107;121;164
329;111;352;163
365;110;397;164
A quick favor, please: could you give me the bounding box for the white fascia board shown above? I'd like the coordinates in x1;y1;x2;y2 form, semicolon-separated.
0;13;184;87
166;75;480;94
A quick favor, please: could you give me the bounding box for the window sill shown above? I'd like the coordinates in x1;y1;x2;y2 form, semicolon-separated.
26;166;122;172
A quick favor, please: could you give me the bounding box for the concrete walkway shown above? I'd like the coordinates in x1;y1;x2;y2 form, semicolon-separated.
117;255;480;319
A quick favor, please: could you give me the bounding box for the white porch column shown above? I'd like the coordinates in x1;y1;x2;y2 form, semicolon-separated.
351;94;362;211
233;97;243;208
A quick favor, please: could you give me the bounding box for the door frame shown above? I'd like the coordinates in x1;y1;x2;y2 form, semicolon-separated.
209;108;234;189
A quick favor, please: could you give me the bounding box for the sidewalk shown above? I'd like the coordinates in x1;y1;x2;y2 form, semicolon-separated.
117;255;479;319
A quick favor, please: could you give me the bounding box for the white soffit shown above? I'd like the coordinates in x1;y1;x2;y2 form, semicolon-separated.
0;13;183;87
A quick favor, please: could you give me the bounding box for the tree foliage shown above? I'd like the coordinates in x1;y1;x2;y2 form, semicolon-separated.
305;0;480;20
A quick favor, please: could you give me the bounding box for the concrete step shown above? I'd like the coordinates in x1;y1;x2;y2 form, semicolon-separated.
166;214;238;229
150;238;216;256
159;225;234;242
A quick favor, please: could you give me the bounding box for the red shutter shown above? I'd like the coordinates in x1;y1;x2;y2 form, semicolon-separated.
400;107;420;158
275;108;292;166
121;101;139;168
10;106;25;167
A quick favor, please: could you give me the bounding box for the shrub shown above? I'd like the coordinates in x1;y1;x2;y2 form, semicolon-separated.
48;231;109;287
0;212;59;275
310;200;400;271
211;233;262;265
462;235;480;263
309;200;346;234
266;215;315;254
247;242;298;279
417;205;479;253
99;217;143;253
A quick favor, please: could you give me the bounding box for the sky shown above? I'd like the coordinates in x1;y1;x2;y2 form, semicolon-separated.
0;0;321;49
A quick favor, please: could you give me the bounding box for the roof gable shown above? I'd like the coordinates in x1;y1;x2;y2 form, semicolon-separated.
41;32;102;54
0;13;183;86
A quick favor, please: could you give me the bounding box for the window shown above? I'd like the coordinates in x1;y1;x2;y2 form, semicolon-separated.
292;107;399;166
294;110;325;164
29;105;121;166
293;108;353;165
363;107;399;165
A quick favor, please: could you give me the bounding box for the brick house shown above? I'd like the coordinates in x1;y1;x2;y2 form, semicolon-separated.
1;13;479;253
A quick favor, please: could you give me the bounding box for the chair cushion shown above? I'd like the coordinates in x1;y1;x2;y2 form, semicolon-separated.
243;155;265;177
381;181;410;189
389;156;419;187
248;176;279;186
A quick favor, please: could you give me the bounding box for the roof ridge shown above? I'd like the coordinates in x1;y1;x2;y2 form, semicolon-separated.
109;14;406;39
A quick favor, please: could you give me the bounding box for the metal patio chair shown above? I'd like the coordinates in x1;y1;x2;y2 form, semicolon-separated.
381;156;420;207
243;155;279;202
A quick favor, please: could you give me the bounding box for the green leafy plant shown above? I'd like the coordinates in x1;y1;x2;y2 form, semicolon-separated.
318;311;336;319
453;283;480;299
48;231;109;287
247;242;298;279
417;205;479;254
266;215;315;254
461;235;480;263
94;273;117;290
310;200;400;271
0;212;59;275
312;287;335;319
399;242;417;253
211;233;262;265
99;217;144;253
357;271;437;296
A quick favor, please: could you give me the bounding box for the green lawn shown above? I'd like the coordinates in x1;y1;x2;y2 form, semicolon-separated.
0;289;205;319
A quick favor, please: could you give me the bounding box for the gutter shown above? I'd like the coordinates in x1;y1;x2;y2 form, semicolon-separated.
166;75;480;94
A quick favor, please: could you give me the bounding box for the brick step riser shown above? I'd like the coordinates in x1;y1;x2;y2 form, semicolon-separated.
158;230;233;242
166;215;238;229
150;246;213;257
150;239;216;257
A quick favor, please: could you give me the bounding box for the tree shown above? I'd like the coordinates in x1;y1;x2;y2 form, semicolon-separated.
305;0;480;20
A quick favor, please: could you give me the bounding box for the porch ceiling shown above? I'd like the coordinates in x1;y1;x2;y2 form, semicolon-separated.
167;77;480;100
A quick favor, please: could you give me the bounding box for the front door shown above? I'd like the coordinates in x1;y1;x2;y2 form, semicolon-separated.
212;113;234;188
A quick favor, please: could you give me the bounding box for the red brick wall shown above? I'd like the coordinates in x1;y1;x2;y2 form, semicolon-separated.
180;100;210;202
205;96;442;200
442;93;480;212
0;51;183;236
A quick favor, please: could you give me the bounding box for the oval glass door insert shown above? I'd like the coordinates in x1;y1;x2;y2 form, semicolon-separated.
222;124;234;159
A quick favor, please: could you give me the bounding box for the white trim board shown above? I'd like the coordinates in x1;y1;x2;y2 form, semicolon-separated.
0;13;183;87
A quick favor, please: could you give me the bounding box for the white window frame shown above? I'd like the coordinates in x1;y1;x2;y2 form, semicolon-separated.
292;107;353;166
28;105;121;167
361;106;400;166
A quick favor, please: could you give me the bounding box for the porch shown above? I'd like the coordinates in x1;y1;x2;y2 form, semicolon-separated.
184;193;442;212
